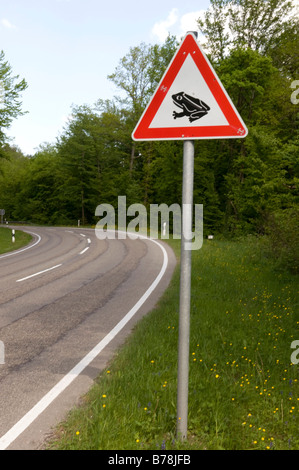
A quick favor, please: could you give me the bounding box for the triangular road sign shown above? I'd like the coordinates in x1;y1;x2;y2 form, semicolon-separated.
132;33;248;141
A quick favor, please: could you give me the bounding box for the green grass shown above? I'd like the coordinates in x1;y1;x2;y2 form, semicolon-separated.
48;236;299;450
0;227;32;254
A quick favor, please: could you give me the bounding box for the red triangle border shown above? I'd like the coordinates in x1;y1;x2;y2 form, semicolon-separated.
132;33;248;141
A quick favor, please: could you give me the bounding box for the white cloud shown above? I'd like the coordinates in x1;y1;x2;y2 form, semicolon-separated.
151;9;205;43
1;18;17;29
179;11;204;37
151;8;179;43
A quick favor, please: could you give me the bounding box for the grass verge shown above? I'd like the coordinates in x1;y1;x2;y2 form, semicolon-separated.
0;227;32;254
48;236;298;450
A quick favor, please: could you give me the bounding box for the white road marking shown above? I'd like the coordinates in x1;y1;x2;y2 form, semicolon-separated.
79;247;89;255
0;233;169;450
16;264;62;283
0;231;41;259
87;238;91;244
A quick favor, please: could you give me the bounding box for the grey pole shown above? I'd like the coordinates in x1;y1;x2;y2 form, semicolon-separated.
176;140;194;441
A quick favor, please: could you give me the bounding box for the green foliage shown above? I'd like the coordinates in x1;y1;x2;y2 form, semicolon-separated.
223;125;297;234
0;50;28;147
107;35;178;118
198;0;297;61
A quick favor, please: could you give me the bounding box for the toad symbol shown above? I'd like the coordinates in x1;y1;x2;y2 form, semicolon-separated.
172;92;210;122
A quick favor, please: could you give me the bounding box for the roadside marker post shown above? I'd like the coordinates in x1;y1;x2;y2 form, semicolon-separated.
132;32;247;441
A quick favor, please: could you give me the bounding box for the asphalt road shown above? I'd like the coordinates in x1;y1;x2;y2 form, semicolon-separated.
0;226;176;450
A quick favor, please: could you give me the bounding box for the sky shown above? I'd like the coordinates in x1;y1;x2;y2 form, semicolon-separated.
0;0;211;155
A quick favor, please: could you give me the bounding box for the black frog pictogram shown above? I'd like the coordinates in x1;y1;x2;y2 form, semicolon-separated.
172;92;210;122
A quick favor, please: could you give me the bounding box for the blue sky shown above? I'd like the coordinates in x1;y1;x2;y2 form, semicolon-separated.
1;0;211;155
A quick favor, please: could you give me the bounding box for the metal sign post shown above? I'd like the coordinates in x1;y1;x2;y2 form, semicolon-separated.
176;140;194;440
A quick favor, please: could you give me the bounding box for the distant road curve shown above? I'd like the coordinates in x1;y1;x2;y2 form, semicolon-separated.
0;226;176;450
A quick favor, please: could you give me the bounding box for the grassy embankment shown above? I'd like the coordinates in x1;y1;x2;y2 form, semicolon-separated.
48;236;299;450
0;227;32;254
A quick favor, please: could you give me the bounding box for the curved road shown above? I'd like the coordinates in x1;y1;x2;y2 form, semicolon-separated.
0;226;176;450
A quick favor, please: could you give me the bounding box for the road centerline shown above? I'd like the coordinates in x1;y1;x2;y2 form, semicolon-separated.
79;247;89;255
16;264;63;283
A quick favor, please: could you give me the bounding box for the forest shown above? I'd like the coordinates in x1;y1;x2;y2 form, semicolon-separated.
0;0;298;265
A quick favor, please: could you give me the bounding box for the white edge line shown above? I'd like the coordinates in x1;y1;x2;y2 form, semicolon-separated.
16;264;62;283
0;231;168;450
0;231;41;259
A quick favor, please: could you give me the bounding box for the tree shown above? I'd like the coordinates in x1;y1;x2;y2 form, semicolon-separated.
196;1;298;234
0;51;28;152
0;145;30;221
197;0;298;61
197;0;231;62
108;42;154;118
107;37;178;178
57;106;102;224
18;145;64;224
209;47;297;233
268;20;299;77
227;0;296;54
56;104;131;224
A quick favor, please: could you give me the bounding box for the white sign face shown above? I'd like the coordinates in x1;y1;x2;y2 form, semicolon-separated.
149;54;229;129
